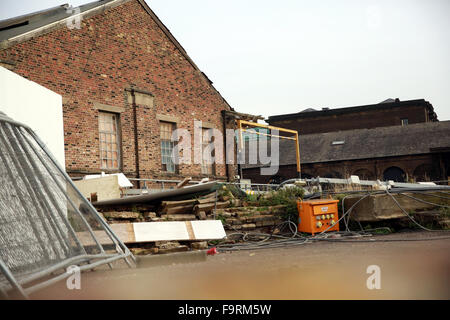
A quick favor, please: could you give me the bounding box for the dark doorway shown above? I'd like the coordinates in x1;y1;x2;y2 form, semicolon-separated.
323;171;343;179
269;175;282;184
301;172;314;179
383;166;406;182
352;169;375;180
413;164;439;182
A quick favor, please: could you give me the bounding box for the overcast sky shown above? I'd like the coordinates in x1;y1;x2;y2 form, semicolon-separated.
1;0;449;120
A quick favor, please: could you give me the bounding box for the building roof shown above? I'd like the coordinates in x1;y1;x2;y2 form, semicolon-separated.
0;1;115;43
379;98;396;104
268;98;438;122
0;0;233;110
242;121;450;168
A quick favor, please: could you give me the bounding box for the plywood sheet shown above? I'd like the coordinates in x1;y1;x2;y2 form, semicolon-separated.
133;221;189;242
77;220;226;245
191;220;227;240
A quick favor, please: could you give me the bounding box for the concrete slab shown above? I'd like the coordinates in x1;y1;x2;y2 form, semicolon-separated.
345;192;448;222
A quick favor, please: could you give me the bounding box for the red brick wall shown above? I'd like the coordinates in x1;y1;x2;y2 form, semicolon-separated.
269;105;430;135
243;154;443;184
1;0;231;180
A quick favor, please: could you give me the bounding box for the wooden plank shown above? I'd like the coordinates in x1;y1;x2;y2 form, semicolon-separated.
197;197;216;204
194;201;229;213
77;221;225;244
162;214;197;221
161;199;197;208
163;205;195;215
200;192;216;199
176;177;192;188
76;223;135;246
185;221;195;239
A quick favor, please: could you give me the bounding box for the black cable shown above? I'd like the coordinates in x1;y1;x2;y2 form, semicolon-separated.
214;185;450;252
398;192;450;208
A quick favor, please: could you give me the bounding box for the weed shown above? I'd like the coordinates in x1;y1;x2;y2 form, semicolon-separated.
257;186;305;222
216;214;227;224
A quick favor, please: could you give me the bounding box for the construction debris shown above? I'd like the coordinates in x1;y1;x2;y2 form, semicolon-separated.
91;185;303;255
176;177;192;189
343;192;450;222
93;181;219;207
73;172;133;201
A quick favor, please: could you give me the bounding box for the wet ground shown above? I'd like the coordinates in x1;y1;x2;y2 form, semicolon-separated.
33;231;450;299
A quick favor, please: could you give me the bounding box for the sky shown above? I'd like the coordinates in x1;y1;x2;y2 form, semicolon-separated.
1;0;449;120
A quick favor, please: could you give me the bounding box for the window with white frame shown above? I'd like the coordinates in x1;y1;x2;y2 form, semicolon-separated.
201;127;215;176
160;121;176;173
98;111;120;170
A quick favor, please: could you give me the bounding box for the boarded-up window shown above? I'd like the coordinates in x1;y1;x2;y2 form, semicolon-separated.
99;112;120;170
160;121;176;172
201;128;215;176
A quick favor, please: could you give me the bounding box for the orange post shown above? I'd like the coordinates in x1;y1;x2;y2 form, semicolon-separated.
236;120;301;175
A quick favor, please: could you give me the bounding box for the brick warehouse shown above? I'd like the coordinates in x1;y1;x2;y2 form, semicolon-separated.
267;98;438;135
242;121;450;184
240;98;449;184
0;0;241;182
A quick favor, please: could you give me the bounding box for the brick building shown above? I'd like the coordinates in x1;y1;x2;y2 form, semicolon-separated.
241;98;447;184
0;0;240;182
268;98;438;135
243;121;450;184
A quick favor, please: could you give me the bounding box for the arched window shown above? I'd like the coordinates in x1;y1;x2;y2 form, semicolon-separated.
352;169;375;180
383;166;406;182
413;164;438;182
269;175;282;184
322;171;343;179
301;172;314;179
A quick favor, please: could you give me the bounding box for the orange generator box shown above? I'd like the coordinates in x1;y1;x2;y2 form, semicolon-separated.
297;199;340;235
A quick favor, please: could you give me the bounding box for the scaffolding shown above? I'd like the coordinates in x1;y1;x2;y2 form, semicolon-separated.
0;112;135;299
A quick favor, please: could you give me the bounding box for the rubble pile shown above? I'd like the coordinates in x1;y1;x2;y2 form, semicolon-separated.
95;186;291;255
215;205;285;231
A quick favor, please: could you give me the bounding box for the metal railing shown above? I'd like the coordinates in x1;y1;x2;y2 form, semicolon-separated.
0;112;135;299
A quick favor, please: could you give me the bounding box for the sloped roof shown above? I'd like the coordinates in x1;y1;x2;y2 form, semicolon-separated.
242;121;450;168
379;98;396;104
0;0;233;110
0;1;116;42
300;108;317;113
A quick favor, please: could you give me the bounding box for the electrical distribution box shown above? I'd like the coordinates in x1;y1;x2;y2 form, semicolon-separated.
297;199;340;235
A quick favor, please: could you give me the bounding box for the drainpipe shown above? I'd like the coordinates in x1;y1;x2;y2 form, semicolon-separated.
128;88;140;188
221;110;230;181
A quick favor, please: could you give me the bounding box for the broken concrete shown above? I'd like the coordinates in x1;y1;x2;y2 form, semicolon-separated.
103;211;141;220
74;174;122;201
345;192;449;222
190;241;208;250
